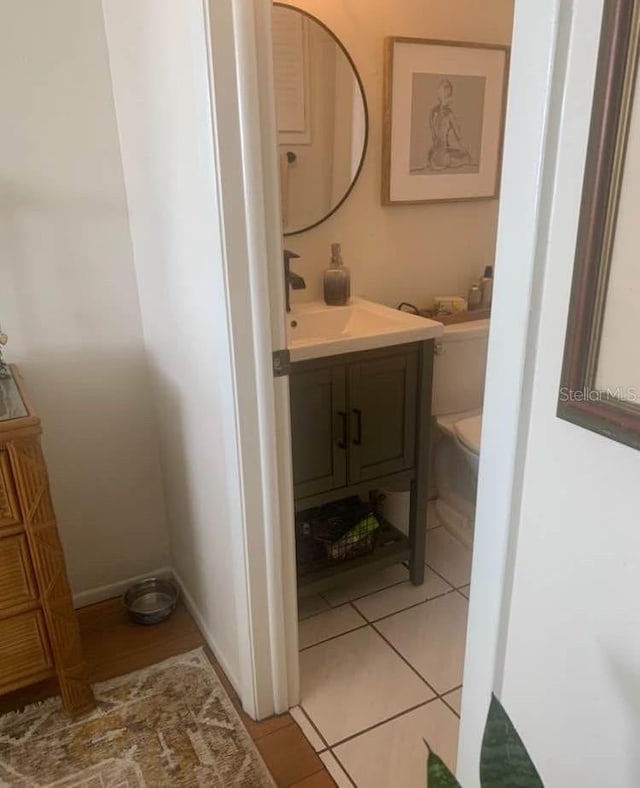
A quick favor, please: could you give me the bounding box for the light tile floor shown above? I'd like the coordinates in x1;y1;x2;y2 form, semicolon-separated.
293;525;472;787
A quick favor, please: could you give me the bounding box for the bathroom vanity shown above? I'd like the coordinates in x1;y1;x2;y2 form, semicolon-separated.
287;299;443;593
272;5;445;595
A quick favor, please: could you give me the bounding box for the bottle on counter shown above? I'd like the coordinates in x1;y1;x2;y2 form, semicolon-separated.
480;265;494;309
468;283;482;310
323;243;351;306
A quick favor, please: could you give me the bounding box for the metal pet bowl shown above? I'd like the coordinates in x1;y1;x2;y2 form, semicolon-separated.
123;577;179;625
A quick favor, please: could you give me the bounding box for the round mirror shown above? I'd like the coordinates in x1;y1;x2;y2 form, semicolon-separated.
272;4;368;235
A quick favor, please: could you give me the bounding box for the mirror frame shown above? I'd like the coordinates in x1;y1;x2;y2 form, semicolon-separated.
274;3;369;236
558;0;640;450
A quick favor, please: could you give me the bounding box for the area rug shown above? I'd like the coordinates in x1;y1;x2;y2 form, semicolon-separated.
0;648;275;787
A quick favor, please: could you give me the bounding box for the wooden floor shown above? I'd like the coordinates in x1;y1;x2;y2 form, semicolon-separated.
1;599;335;788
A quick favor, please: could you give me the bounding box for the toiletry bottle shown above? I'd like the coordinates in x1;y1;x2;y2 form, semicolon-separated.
480;265;494;309
324;243;351;306
468;283;482;310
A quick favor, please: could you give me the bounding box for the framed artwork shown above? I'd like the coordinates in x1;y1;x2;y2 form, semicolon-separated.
382;37;509;205
558;0;640;450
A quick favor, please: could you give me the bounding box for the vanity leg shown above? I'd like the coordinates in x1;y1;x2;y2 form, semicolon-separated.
409;339;434;585
408;479;426;584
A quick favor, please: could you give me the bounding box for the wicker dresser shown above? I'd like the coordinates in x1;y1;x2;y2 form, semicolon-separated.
0;367;94;714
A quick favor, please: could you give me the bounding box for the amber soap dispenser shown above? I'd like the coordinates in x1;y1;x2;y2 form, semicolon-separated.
323;243;351;306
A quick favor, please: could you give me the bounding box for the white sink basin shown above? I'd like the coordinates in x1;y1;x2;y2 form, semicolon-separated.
287;297;443;362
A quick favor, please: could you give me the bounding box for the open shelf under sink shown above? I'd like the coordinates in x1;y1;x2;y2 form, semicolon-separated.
296;510;410;597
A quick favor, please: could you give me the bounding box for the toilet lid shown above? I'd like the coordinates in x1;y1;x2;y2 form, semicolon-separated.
453;414;482;455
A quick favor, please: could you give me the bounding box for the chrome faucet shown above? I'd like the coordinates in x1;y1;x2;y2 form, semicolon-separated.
284;249;305;312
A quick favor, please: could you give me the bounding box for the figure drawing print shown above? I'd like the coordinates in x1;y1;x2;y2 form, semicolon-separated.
409;73;486;176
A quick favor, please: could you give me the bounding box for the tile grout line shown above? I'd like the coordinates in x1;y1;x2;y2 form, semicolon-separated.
318;574;411;608
296;550;469;775
347;600;364;621
323;683;464;768
298;587;461;654
303;546;467;620
296;702;332;755
298;606;332;623
370;621;440;698
292;707;359;788
441;694;462;719
327;747;358;788
328;695;442;750
370;622;467;709
425;560;470;591
299;580;468;655
307;524;467;604
297;688;460;780
362;587;459;625
299;622;369;653
297;620;463;753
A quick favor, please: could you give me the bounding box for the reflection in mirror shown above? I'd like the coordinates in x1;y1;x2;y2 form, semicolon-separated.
272;4;368;235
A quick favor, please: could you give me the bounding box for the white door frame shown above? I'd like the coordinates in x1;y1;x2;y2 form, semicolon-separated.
457;0;568;781
202;0;298;719
204;2;569;773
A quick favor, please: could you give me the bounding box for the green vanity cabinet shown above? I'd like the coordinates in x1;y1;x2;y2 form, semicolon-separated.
289;365;347;499
289;340;434;589
347;351;418;484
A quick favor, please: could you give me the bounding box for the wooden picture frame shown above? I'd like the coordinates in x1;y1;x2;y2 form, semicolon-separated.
382;37;509;205
558;0;640;450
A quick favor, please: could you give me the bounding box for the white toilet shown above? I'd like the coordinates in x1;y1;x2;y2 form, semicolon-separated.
430;319;489;547
381;319;489;546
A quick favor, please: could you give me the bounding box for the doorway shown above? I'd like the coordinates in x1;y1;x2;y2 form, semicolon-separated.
250;4;511;784
206;0;568;783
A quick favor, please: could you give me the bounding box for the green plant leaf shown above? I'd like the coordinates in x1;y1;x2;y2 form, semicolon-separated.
480;694;543;787
426;741;462;787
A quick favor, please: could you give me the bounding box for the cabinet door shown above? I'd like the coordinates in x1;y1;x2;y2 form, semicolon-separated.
290;366;348;499
348;351;418;484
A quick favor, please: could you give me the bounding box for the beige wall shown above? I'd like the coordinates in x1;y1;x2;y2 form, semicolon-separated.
281;0;514;308
0;0;170;599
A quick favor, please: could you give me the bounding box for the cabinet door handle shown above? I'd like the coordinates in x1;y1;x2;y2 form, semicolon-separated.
336;411;347;449
352;408;362;446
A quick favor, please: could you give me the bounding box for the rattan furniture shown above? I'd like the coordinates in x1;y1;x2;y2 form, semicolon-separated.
0;367;94;714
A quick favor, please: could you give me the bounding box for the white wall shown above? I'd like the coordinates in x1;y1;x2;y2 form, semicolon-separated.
491;1;640;785
0;0;170;599
101;0;251;692
280;0;514;307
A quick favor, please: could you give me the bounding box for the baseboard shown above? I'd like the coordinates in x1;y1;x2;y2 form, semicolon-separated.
73;567;244;712
171;570;242;699
72;567;174;609
434;498;474;549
